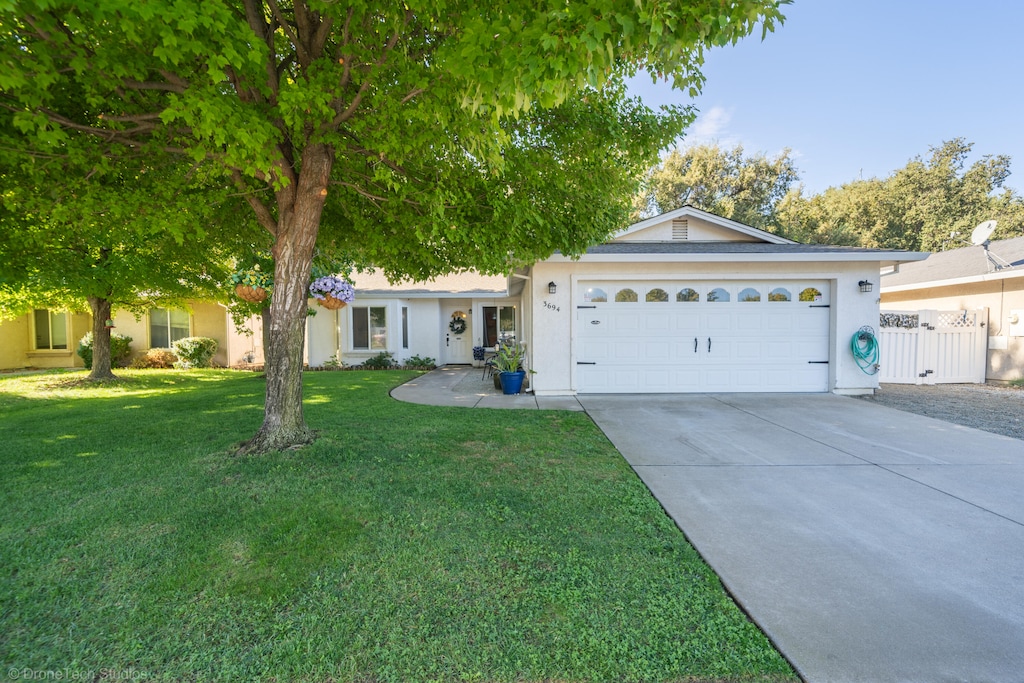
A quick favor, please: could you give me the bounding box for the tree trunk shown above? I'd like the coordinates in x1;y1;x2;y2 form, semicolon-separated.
87;296;116;381
239;145;334;454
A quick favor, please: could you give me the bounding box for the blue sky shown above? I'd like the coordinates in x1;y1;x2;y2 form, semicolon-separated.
626;0;1024;195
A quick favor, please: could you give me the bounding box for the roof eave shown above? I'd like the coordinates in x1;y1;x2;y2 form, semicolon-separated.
543;251;928;264
881;267;1024;293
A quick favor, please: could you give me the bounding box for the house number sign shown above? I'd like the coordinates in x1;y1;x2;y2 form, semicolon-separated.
542;300;560;312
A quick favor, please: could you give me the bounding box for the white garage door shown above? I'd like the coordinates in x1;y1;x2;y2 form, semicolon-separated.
575;281;831;393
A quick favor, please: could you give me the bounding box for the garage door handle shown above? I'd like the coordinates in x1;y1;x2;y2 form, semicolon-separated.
694;337;698;353
577;361;596;365
708;337;712;353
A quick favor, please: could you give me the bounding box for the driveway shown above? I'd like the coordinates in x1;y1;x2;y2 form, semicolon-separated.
580;393;1024;683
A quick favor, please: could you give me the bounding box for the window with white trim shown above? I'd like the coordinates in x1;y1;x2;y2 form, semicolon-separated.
401;306;409;349
353;306;387;349
33;309;69;350
150;308;190;348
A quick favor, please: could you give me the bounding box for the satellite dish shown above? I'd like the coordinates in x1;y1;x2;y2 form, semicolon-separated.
971;220;997;245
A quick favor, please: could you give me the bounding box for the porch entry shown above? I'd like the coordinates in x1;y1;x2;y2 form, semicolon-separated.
878;309;988;384
441;302;473;365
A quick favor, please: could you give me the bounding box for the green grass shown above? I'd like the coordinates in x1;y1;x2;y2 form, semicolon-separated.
0;369;795;682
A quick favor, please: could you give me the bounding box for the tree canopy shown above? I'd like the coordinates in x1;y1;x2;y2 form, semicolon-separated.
777;139;1024;250
634;142;798;230
637;138;1024;250
0;0;789;450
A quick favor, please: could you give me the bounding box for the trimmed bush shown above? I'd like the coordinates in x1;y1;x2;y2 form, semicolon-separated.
171;336;218;369
77;332;133;370
361;351;394;369
130;348;177;369
404;355;436;369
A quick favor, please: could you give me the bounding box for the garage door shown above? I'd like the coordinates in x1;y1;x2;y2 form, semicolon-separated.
575;281;830;393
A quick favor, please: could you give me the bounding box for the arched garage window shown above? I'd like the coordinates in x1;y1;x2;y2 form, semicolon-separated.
738;287;761;302
615;288;638;302
677;288;699;302
707;287;730;302
769;287;792;302
799;287;823;302
584;287;607;303
646;288;669;302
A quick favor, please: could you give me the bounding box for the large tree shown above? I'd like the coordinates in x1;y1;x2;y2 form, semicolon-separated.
0;155;258;379
633;142;799;229
0;1;788;452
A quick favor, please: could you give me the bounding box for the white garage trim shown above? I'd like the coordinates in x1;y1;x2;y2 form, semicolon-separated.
574;280;831;393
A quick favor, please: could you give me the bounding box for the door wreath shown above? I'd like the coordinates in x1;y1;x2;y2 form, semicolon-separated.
449;318;467;334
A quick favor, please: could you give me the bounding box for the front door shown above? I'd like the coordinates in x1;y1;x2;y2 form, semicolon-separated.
442;303;473;364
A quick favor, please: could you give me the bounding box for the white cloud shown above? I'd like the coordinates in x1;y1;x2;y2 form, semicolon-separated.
690;106;733;140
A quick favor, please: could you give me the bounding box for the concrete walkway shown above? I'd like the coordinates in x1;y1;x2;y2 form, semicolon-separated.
390;365;584;411
394;369;1024;682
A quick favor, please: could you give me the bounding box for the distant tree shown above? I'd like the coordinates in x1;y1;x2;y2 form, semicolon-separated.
0;0;788;452
776;139;1024;250
634;143;799;230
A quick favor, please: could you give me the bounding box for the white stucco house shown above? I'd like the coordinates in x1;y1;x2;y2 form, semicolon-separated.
307;206;927;395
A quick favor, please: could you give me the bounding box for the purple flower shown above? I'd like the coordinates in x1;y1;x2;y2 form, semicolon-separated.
309;276;356;303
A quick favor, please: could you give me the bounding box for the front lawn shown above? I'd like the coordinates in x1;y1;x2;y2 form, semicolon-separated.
0;369;795;682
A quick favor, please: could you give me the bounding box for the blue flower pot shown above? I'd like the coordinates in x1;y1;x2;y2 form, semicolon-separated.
499;370;526;395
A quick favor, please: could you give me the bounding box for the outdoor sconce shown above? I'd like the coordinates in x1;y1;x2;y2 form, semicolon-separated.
548;281;557;294
858;280;874;293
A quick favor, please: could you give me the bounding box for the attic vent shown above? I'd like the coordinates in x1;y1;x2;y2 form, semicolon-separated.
672;218;688;240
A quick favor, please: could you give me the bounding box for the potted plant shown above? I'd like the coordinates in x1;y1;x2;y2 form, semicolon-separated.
492;343;528;395
230;265;273;303
309;276;355;310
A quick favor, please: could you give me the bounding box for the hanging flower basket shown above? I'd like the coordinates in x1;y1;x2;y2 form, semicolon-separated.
310;276;355;310
318;293;347;310
235;284;268;303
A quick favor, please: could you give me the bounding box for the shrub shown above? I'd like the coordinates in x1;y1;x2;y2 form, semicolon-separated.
77;332;133;370
405;355;436;369
129;348;177;369
171;337;218;369
361;351;394;369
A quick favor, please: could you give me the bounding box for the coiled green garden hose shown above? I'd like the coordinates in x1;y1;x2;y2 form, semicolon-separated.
851;326;880;375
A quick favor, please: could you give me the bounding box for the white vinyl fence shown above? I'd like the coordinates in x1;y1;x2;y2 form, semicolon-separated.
878;309;988;384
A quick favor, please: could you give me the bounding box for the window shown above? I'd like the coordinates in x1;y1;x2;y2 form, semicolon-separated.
353;306;387;349
584;287;607;303
769;287;792;302
707;287;730;302
615;288;638;302
799;287;823;303
33;309;68;350
646;288;669;302
677;288;699;302
150;308;190;348
738;287;761;302
401;307;409;349
483;305;517;347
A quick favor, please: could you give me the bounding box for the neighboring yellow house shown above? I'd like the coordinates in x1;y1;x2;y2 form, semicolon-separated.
0;309;93;370
0;303;265;371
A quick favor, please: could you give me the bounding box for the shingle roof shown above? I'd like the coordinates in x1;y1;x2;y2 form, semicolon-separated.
580;242;903;255
882;236;1024;288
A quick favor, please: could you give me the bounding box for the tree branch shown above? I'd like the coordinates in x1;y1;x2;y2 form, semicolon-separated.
327;17;407;129
266;0;306;65
233;170;279;235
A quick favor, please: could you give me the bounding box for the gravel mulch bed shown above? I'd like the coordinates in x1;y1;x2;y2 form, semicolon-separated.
856;383;1024;441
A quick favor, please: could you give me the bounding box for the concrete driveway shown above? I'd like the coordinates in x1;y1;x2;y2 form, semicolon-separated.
580;393;1024;683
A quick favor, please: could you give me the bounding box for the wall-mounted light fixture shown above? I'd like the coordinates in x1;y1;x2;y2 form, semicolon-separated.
858;280;874;293
548;281;557;294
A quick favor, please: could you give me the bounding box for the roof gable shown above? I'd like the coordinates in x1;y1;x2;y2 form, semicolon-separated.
613;206;795;245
